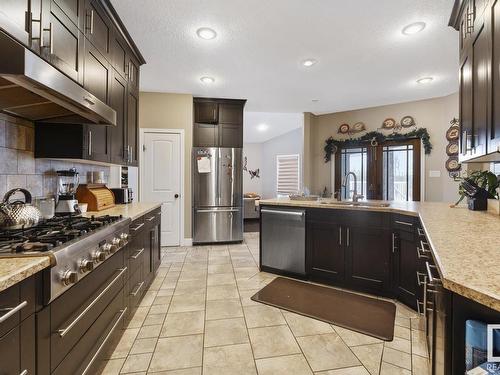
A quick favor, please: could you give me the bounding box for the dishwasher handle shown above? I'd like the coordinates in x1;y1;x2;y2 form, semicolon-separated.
261;209;304;217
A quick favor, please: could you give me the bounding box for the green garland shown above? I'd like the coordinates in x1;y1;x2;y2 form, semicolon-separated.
324;127;432;162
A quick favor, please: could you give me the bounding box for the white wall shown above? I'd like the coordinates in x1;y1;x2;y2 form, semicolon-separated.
260;128;304;199
243;143;263;196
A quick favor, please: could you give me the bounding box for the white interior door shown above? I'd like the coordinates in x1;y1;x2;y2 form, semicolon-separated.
142;132;181;246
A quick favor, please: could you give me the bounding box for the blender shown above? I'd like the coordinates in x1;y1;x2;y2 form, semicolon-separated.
55;168;81;215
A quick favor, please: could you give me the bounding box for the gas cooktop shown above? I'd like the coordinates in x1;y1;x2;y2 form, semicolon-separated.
0;215;124;255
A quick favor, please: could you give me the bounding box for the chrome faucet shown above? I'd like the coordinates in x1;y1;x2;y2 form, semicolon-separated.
342;172;364;202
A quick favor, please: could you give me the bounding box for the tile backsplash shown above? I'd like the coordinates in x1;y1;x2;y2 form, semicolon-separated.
0;113;110;199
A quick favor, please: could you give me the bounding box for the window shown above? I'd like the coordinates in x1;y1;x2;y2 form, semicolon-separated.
339;147;367;200
335;139;421;201
276;154;300;195
382;144;414;201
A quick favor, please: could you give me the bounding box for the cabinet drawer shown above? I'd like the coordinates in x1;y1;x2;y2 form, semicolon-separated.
128;243;145;277
392;214;417;233
126;266;144;311
52;287;125;375
129;216;145;237
50;252;125;371
144;208;161;228
0;276;37;338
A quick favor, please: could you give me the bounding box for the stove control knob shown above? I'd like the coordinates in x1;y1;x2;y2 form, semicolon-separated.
101;243;112;254
93;250;106;262
79;258;94;273
61;270;78;285
119;233;129;244
111;237;122;249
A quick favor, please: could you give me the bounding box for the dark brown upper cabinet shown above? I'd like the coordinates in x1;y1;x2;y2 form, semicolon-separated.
127;90;139;166
109;71;127;164
84;0;110;58
450;0;500;161
110;30;127;77
41;0;84;83
195;101;219;124
193;98;246;147
0;0;30;46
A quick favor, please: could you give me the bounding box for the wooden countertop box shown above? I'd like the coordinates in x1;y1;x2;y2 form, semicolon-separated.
76;184;115;211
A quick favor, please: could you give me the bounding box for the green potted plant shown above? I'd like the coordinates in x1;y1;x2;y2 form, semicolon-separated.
452;170;499;210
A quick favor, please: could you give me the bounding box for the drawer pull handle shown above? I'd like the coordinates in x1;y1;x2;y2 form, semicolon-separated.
395;220;413;227
131;223;144;232
130;281;145;297
416;247;430;259
0;300;28;323
81;307;127;375
426;262;441;285
261;209;304;217
19;371;28;375
57;267;127;337
416;271;427;286
146;216;155;222
131;248;144;260
416;299;424;315
417;228;425;237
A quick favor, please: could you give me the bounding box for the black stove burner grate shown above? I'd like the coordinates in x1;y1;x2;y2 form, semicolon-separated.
0;214;123;254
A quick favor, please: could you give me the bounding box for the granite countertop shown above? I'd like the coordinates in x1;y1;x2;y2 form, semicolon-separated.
0;256;52;292
83;202;162;221
260;198;500;312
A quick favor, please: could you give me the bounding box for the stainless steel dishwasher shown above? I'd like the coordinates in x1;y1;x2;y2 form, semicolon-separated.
260;207;306;275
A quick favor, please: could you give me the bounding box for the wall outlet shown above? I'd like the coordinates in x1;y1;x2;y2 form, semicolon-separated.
429;170;441;178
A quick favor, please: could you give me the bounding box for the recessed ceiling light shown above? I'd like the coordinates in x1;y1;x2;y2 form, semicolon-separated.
311;99;319;103
402;22;426;35
196;27;217;40
302;59;317;67
257;123;268;132
200;76;215;84
416;76;434;84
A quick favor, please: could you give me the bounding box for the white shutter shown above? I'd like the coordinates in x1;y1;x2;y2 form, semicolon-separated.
276;154;300;195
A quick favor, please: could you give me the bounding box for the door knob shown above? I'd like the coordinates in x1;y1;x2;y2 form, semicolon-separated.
174;194;180;198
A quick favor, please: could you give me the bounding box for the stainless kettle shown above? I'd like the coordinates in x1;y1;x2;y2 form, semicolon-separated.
0;188;43;230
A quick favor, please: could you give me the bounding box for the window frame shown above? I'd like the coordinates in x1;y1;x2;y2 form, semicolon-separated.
334;138;421;201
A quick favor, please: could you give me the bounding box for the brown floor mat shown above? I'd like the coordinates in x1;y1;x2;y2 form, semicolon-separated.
251;277;396;341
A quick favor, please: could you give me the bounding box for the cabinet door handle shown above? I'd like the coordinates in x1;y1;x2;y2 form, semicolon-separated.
346;227;350;247
42;22;53;54
30;12;43;47
131;248;144;259
392;232;396;253
90;9;94;34
19;370;28;375
417;228;425;237
88;130;92;156
339;227;342;246
0;300;28;323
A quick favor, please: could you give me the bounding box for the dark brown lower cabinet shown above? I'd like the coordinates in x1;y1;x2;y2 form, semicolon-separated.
0;314;36;375
307;219;344;283
393;229;420;309
345;226;392;294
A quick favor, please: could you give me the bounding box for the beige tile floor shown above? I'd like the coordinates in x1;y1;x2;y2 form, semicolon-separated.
99;232;430;375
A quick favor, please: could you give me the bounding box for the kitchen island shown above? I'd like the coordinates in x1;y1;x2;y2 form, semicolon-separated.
259;198;500;374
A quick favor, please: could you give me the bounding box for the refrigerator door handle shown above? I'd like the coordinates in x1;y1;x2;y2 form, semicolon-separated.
196;208;240;213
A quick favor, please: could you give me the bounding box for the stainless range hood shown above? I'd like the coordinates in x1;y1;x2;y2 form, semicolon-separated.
0;32;116;126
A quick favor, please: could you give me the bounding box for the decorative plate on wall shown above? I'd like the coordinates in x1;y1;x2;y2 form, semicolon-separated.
446;126;460;141
446;142;459;156
352;122;366;133
381;118;396;129
445;157;461;172
338;123;350;134
400;115;415;128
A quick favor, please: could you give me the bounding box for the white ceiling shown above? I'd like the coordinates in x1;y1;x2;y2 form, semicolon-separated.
244;112;304;143
111;0;458;114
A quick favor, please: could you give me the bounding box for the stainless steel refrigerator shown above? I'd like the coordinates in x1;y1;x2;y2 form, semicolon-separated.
192;147;243;244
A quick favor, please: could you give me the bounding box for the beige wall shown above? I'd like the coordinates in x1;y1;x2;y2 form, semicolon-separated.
307;93;461;202
139;92;193;239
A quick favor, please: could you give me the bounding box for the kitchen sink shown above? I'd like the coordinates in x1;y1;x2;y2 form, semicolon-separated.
319;200;391;208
